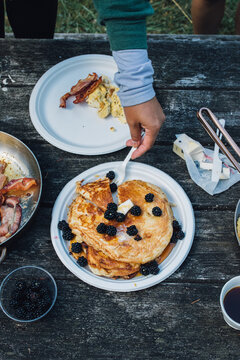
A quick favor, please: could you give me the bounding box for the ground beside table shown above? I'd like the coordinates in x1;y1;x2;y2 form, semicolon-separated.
0;34;240;360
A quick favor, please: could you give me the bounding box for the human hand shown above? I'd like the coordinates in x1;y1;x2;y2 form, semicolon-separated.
124;97;165;159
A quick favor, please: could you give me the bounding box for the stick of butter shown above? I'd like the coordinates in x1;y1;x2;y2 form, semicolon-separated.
117;199;134;215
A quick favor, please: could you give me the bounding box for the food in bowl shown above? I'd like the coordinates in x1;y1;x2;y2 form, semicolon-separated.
0;160;37;243
58;173;185;279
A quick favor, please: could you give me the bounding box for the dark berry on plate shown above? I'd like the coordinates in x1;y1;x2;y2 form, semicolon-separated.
173;220;181;232
145;193;154;202
71;242;82;253
177;230;185;240
126;225;138;236
58;220;69;231
110;183;117;193
130;205;142;216
170;232;178;243
140;264;150;276
62;229;74;241
104;209;116;221
115;212;126;222
107;202;118;212
96;222;107;234
148;260;159;275
106;171;115;181
15;280;26;291
77;256;88;267
134;234;142;241
106;225;117;236
152;206;162;216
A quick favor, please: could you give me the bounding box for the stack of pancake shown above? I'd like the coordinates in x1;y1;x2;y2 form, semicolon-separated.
68;177;174;279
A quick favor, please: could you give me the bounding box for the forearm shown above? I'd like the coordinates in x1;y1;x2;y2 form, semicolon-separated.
93;0;153;50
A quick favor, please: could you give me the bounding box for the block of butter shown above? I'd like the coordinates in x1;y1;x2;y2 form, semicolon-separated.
117;199;134;215
173;134;204;162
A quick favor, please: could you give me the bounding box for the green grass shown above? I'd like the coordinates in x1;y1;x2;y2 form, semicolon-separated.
4;0;240;35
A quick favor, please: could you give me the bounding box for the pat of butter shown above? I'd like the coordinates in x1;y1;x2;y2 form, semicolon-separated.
117;199;134;215
220;167;230;179
173;134;204;162
200;161;213;170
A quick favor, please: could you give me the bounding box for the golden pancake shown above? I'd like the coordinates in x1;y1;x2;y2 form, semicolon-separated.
68;179;173;264
76;177;112;211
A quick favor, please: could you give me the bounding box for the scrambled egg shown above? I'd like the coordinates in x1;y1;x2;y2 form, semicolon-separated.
86;76;126;124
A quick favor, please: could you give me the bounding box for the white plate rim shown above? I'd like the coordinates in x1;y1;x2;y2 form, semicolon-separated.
29;54;129;155
50;162;195;292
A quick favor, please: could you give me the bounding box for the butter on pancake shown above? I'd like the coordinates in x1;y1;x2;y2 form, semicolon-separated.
68;179;173;265
76;177;112;211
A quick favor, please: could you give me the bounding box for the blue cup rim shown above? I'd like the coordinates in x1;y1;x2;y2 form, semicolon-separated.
0;265;57;322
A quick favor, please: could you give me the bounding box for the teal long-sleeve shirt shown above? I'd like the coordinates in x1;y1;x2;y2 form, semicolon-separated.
93;0;154;51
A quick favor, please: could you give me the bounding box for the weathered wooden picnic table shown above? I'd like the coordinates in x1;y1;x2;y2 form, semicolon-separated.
0;33;240;360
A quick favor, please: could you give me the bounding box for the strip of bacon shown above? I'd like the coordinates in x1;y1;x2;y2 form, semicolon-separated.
0;204;22;243
5;196;20;208
0;174;7;190
73;76;102;104
0;194;5;206
59;73;100;108
1;178;37;195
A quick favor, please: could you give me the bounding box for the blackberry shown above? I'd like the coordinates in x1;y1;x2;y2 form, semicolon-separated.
152;207;162;216
126;225;138;236
110;183;117;193
71;242;82;253
104;209;116;221
130;205;141;216
145;193;154;202
10;298;20;309
140;264;150;276
15;281;26;291
58;220;69;231
134;234;142;241
177;230;185;240
170;232;178;244
173;220;181;232
107;202;118;212
115;212;125;222
106;225;117;236
96;222;107;234
77;256;88;267
30;280;42;291
148;260;160;275
106;171;115;181
62;229;74;241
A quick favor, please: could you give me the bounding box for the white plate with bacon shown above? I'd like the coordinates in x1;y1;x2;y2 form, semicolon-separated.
29;54;130;155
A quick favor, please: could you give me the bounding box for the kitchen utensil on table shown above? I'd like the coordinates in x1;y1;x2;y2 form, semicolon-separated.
211;119;225;183
0;132;42;263
197;108;240;173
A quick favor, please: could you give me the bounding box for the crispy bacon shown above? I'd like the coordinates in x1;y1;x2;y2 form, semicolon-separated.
59;73;101;108
0;204;22;243
5;196;20;208
1;178;37;195
0;194;5;206
0;174;7;190
73;76;102;104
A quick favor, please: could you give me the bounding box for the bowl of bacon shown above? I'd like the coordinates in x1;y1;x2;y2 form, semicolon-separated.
0;132;42;256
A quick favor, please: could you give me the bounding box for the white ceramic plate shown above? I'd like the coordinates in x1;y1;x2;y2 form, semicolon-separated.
29;55;130;155
51;162;195;292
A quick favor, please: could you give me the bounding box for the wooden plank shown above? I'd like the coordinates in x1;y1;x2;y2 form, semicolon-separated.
1;208;239;283
0;279;239;360
0;35;240;89
0;86;239;146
